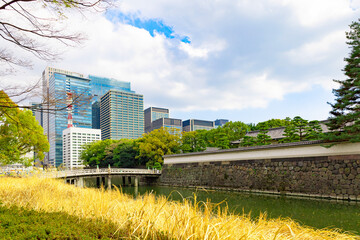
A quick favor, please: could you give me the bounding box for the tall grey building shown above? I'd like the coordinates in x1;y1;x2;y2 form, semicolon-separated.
150;117;182;134
100;89;144;140
144;107;169;133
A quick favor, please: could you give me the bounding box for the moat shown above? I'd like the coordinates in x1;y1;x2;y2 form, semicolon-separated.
83;177;360;235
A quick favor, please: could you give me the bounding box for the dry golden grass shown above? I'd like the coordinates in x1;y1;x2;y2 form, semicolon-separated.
0;177;358;240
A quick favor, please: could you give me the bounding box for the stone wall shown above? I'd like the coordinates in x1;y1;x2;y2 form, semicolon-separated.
158;154;360;201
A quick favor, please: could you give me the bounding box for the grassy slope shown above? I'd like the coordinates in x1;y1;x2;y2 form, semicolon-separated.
0;204;124;239
0;177;358;240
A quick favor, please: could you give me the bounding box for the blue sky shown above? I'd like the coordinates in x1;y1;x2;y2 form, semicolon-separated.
8;0;360;124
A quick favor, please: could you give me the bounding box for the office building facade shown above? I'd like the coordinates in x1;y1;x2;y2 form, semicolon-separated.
42;67;84;165
182;119;215;132
48;73;92;167
151;117;182;134
89;75;134;129
144;107;170;133
100;89;144;140
63;127;101;169
215;119;229;127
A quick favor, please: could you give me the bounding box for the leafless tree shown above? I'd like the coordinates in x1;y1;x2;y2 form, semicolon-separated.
0;0;109;71
0;0;108;112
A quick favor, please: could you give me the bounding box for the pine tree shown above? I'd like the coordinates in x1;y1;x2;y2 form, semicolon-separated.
326;20;360;143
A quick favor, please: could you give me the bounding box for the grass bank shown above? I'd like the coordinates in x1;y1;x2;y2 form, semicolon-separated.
0;204;123;239
0;177;358;239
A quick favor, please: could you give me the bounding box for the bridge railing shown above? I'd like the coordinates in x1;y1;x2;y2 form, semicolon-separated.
40;168;161;178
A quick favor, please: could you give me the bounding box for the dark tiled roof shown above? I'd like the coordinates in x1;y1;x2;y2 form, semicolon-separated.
231;120;330;144
165;140;327;158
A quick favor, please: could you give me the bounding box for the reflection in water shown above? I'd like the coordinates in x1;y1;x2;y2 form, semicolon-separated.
84;177;360;234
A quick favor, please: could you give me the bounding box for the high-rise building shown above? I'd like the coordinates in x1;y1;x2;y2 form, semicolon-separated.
182;119;215;132
48;73;92;167
144;107;170;133
100;89;144;140
63;127;101;169
151;118;182;134
215;119;229;127
92;101;101;129
42;67;84;165
88;75;134;129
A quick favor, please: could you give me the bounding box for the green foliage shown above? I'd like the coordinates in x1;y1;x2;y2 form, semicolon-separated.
181;131;207;153
281;116;323;143
239;130;272;147
214;132;230;149
0;91;49;166
112;140;141;168
240;136;258;147
80;139;116;167
137;128;181;168
256;130;272;145
305;120;323;140
255;118;291;130
325;19;360;143
0;204;123;239
204;121;250;149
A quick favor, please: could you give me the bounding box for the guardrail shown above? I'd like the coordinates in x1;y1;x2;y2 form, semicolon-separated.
40;168;161;178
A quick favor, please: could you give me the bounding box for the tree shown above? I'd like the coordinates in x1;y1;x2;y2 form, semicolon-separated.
220;121;250;142
0;0;108;71
281;116;323;143
305;120;323;141
255;118;291;130
214;132;230;149
137;128;181;169
80;139;116;167
281;116;308;143
240;136;257;147
112;140;141;168
181;131;207;153
325;20;360;143
0;91;49;165
255;130;272;145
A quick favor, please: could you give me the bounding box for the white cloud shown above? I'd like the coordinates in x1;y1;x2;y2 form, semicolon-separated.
3;0;360;121
273;0;353;27
285;30;346;65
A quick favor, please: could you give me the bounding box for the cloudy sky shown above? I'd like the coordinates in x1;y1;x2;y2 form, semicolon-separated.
4;0;360;124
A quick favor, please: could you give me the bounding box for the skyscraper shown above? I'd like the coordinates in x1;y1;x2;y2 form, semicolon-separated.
144;107;170;133
151;117;182;134
88;75;134;129
100;89;144;140
182;119;215;132
42;67;84;165
48;73;92;167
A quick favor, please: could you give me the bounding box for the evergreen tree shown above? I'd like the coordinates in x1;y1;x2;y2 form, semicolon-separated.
256;130;272;145
326;20;360;143
305;120;323;141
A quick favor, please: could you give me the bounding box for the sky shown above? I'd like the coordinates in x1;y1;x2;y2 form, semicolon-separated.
3;0;360;124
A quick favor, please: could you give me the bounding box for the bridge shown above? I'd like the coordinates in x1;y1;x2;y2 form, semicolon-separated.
41;168;161;189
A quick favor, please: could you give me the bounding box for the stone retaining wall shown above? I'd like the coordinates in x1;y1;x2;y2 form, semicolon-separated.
158;153;360;201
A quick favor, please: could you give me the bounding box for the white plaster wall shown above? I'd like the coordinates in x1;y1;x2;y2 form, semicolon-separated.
164;142;360;164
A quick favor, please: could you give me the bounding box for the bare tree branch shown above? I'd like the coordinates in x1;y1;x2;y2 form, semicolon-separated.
0;0;109;69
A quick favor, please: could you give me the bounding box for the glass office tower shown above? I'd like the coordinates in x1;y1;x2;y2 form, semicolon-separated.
182;119;215;132
100;89;144;140
89;75;134;129
42;67;84;166
48;73;91;167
